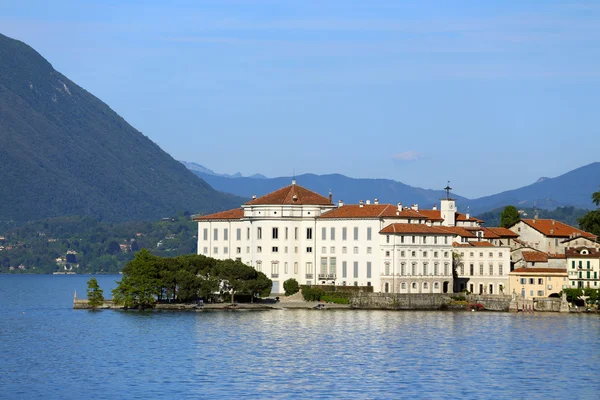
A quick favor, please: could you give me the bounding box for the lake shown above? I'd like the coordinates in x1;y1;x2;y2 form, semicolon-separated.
0;274;599;399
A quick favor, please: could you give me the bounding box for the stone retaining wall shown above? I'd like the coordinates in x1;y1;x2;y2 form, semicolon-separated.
351;293;512;311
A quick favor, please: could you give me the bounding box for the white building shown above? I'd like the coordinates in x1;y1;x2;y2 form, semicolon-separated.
566;247;600;289
194;180;508;294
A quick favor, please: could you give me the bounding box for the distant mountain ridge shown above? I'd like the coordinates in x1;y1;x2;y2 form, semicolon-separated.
180;161;267;179
183;162;600;216
0;33;242;225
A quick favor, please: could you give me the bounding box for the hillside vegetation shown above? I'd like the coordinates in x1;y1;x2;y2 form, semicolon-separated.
0;33;242;226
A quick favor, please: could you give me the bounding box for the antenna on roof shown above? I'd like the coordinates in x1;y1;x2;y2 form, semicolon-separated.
444;181;452;200
292;168;296;185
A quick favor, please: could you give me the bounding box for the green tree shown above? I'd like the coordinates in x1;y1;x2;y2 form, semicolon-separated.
592;187;600;207
283;278;300;296
86;277;104;309
578;210;600;237
112;249;161;309
500;205;520;228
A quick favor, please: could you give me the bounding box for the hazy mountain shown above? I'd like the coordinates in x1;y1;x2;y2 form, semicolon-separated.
0;33;242;226
180;161;265;179
184;162;599;215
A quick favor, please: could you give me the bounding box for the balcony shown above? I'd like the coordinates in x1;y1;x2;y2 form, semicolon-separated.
318;274;336;280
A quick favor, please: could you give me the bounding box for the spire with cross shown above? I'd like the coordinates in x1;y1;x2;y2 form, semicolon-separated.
444;181;452;200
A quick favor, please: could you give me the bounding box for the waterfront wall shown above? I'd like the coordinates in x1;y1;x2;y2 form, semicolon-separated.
351;293;512;311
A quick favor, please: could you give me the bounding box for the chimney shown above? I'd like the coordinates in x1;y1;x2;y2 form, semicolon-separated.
338;200;344;207
397;202;402;211
411;204;418;211
291;179;296;185
466;212;470;219
366;200;371;205
432;205;437;210
374;198;379;205
292;194;298;202
329;190;332;203
552;220;555;225
252;194;257;199
359;200;364;208
550;228;554;235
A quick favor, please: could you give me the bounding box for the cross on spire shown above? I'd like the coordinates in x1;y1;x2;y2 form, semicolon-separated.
444;181;452;200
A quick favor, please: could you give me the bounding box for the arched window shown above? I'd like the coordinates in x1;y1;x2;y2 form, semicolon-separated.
412;282;417;289
434;282;439;289
423;282;429;290
385;282;389;293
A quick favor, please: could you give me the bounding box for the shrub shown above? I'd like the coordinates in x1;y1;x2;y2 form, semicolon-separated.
321;295;350;304
283;278;300;296
302;287;325;301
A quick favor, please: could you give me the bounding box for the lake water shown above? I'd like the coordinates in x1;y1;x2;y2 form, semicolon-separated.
0;275;599;399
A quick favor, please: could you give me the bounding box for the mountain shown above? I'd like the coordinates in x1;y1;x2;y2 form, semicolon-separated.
0;33;243;226
466;162;600;214
188;171;470;210
180;161;266;179
183;162;599;216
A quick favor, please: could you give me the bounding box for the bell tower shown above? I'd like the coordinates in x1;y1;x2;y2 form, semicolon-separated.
440;181;456;227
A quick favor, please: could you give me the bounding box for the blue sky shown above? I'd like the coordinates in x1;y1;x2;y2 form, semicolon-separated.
2;0;599;198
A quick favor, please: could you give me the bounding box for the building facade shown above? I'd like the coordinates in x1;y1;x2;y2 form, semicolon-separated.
566;247;600;289
509;268;569;300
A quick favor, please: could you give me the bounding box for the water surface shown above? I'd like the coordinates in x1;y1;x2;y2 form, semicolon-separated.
1;275;598;399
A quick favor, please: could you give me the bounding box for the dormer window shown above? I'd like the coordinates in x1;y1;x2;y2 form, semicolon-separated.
581;249;589;255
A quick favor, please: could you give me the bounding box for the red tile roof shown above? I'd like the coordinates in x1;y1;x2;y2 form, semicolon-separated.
452;242;473;248
320;204;439;219
452;241;495;248
565;247;600;258
194;208;244;221
485;227;520;238
456;213;483;223
439;226;476;238
510;267;567;274
521;219;597;239
380;223;455;235
245;183;332;206
548;253;566;259
522;251;548;263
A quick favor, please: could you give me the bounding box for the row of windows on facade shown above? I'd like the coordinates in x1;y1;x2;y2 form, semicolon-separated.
383;262;452;276
571;260;597;269
203;227;450;244
458;251;504;259
384;281;445;293
568;271;599;279
203;246;454;259
458;263;505;276
249;259;373;279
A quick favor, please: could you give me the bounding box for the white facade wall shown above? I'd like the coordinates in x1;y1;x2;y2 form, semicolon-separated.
454;246;511;295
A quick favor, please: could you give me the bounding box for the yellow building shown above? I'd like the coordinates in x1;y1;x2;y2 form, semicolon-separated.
509;267;568;300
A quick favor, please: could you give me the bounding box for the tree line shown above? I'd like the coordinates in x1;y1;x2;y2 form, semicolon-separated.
111;249;272;309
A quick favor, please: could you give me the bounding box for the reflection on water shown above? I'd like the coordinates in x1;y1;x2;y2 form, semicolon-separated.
0;275;599;399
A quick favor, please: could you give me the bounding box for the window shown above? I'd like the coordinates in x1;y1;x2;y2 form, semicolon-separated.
294;262;298;274
423;262;428;275
384;250;389;257
444;263;449;276
342;246;347;254
367;227;372;241
306;228;312;240
247;228;250;240
386;235;390;244
489;264;493;276
246;246;250;253
256;261;262;272
520;278;526;284
412;236;416;244
257;246;262;253
444;236;448;244
330;257;337;276
272;246;278;253
236;228;241;241
285;227;289;240
470;264;474;276
434;251;438;258
294;227;298;240
401;251;405;257
498;252;502;258
320;257;328;276
306;262;313;275
489;252;493;258
401;262;406;275
330;227;335;240
285;246;288;254
479;252;483;258
224;229;228;241
530;290;534;297
367;262;372;278
423;251;428;257
271;262;279;277
537;290;544;296
257;227;262;240
342;227;347;240
213;247;218;254
353;262;359;278
272;227;278;240
213;229;218;241
367;247;372;254
423;236;427;244
322;227;327;240
203;228;208;241
460;265;464;275
401;282;406;290
306;247;313;253
284;262;288;274
236;247;241;254
434;262;439;275
572;260;575;269
401;236;405;244
385;262;390;275
538;278;543;285
434;237;438;245
412;262;417;276
470;252;474;257
321;247;327;254
330;246;335;254
444;252;449;258
294;246;299;254
479;264;484;276
529;278;535;284
203;247;208;254
342;261;347;278
411;251;416;257
353;247;359;254
499;264;503;276
353;227;359;241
